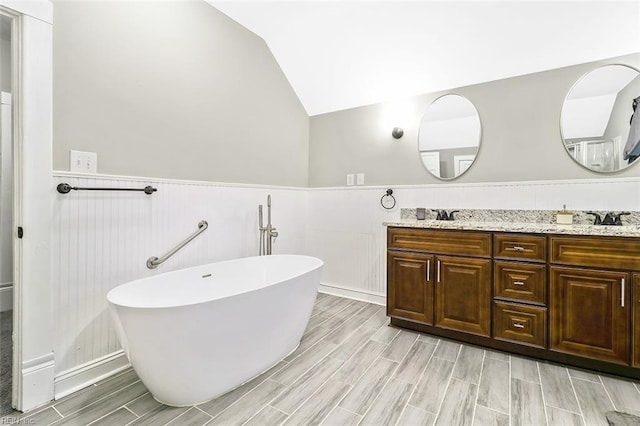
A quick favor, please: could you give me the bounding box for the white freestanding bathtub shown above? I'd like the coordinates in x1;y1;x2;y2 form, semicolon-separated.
107;254;323;406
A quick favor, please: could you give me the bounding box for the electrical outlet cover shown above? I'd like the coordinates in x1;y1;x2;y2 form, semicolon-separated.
356;173;365;185
346;174;354;186
70;150;98;174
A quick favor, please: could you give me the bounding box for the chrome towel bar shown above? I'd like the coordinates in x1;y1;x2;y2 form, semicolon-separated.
57;183;157;195
146;220;208;269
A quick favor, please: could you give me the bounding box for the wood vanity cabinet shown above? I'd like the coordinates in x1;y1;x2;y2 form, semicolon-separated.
549;266;629;365
492;234;547;349
387;227;492;337
635;274;640;367
549;235;639;366
387;250;434;324
387;226;640;379
434;255;491;337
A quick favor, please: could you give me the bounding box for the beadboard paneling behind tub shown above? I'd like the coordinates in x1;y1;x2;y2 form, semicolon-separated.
52;173;308;379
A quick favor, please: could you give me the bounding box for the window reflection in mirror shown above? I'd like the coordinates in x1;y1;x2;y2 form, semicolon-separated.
561;64;640;173
418;94;481;180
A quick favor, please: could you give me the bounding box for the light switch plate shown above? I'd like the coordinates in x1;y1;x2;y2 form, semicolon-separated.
346;174;354;186
70;150;97;174
356;173;365;185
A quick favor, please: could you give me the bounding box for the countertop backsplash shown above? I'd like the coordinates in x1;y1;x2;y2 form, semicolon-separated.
399;208;640;226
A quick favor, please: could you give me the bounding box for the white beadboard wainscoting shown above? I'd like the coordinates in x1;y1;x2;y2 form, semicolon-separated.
51;172;308;398
306;177;640;302
51;173;640;399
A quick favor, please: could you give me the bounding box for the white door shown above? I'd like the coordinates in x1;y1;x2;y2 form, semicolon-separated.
420;151;440;176
0;93;12;313
454;154;475;176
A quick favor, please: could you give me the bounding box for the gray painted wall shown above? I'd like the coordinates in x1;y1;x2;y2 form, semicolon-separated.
309;53;640;187
53;0;309;186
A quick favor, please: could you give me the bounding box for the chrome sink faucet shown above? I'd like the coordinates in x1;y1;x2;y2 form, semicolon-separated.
258;194;278;255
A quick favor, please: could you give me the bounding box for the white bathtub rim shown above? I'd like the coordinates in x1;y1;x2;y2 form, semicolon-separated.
107;254;323;309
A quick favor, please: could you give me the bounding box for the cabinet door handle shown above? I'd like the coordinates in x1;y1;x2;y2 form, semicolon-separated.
512;246;525;252
513;323;525;329
621;278;625;308
426;259;430;281
513;281;525;286
437;260;441;283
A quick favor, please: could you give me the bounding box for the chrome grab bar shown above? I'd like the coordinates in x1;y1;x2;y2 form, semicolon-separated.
146;220;208;269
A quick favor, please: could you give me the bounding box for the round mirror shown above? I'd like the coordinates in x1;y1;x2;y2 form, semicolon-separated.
418;94;481;180
560;64;640;173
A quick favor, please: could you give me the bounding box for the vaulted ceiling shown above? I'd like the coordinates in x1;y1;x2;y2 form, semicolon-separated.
210;1;640;116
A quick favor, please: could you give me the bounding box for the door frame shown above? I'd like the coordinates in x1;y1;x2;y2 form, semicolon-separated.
0;0;54;412
0;6;22;412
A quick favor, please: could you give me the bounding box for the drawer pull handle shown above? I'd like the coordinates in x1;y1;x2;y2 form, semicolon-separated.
437;260;441;283
426;259;430;281
512;246;525;252
513;323;525;329
513;281;525;286
621;278;625;308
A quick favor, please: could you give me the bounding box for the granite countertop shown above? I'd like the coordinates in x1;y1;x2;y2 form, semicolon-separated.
383;220;640;237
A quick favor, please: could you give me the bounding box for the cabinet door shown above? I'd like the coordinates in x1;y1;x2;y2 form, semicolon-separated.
387;250;434;324
434;256;492;337
634;274;640;367
550;266;629;365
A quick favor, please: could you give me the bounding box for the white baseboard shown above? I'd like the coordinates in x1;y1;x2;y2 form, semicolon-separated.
54;350;131;400
20;352;55;411
318;283;386;306
0;284;13;312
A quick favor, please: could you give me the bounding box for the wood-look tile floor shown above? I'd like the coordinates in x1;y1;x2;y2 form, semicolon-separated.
3;293;640;425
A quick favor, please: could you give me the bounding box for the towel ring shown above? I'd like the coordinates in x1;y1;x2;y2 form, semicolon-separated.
381;189;396;210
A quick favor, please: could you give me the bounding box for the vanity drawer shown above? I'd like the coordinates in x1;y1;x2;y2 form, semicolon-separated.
494;301;547;349
494;261;546;305
549;235;640;271
388;227;491;258
494;234;546;262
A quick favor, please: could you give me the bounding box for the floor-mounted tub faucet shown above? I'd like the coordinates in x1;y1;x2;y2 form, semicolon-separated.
258;194;278;255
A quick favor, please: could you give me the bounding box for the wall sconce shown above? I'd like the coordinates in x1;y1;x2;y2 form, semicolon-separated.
392;127;404;139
